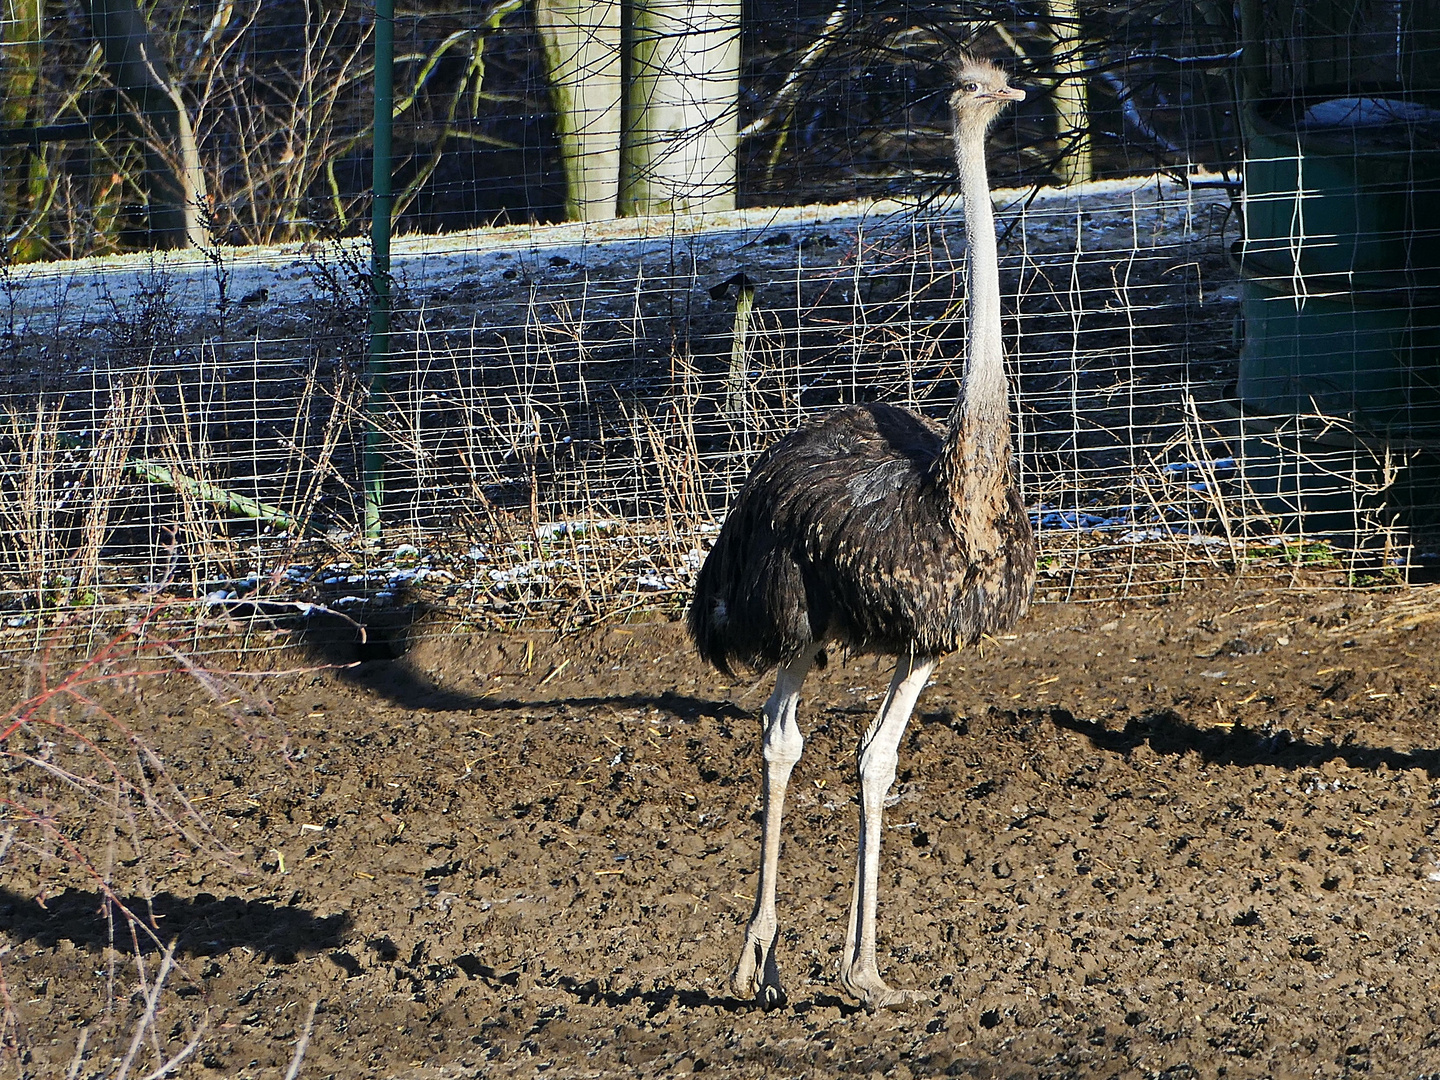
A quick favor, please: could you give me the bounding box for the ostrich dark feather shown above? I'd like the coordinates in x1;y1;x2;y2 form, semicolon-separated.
688;403;1034;675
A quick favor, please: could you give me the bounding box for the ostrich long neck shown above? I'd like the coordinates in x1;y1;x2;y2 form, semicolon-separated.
938;115;1012;517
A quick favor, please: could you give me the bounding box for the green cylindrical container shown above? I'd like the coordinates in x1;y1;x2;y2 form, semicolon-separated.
1238;102;1440;436
1233;3;1440;555
1235;259;1440;436
1240;105;1440;283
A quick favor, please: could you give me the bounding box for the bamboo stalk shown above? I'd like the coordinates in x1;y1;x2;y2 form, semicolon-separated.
127;459;306;533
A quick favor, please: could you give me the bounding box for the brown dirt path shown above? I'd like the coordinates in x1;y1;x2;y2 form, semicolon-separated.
5;583;1440;1078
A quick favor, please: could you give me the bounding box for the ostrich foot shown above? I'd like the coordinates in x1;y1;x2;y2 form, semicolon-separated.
731;929;787;1011
840;967;930;1013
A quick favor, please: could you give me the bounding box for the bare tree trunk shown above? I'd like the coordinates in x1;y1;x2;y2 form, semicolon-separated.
1235;0;1265;102
1;0;47;261
534;0;623;221
621;0;741;216
85;0;208;248
1047;0;1091;185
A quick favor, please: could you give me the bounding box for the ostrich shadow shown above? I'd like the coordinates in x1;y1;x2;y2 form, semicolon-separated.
554;974;863;1018
1042;705;1440;778
0;885;349;962
281;604;493;710
460;689;751;724
279;602;757;720
193;600;476;710
277;608;752;722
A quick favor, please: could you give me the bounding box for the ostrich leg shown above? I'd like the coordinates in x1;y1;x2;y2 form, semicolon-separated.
840;652;937;1011
732;643;821;1009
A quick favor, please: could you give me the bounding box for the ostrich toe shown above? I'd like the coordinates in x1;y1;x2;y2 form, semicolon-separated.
731;929;787;1010
841;966;931;1013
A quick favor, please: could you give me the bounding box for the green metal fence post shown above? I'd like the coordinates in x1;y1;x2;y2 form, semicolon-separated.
365;0;394;538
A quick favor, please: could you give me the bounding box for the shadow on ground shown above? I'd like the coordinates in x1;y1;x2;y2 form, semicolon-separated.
1045;705;1440;777
0;886;349;962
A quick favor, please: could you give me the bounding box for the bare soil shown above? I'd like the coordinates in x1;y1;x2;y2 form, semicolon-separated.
7;582;1440;1079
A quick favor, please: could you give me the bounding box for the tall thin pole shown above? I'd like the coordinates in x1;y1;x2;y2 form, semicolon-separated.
365;0;394;538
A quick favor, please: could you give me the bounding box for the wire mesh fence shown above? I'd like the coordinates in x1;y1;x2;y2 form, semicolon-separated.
1;1;1438;648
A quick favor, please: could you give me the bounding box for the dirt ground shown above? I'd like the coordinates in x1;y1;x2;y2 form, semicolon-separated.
6;582;1440;1079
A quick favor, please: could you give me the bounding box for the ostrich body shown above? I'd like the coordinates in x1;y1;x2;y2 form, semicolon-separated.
686;58;1035;1012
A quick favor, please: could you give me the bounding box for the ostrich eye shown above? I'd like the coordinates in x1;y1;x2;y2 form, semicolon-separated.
963;81;980;93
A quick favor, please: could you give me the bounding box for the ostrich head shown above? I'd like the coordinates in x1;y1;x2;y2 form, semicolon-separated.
949;55;1025;133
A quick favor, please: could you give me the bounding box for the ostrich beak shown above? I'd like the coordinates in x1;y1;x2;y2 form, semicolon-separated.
987;86;1026;103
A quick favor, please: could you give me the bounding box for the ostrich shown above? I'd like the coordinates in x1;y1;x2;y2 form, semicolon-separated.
686;57;1035;1013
